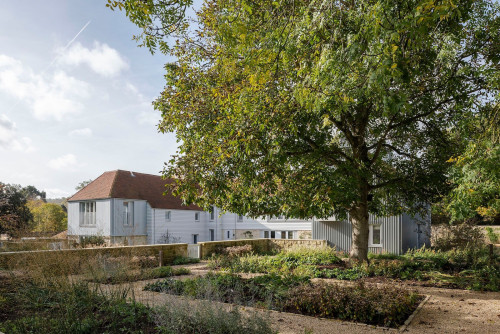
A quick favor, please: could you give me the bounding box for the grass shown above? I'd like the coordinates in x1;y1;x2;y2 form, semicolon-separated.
88;266;191;284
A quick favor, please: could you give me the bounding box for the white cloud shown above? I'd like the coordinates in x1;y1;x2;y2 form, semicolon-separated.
59;41;128;77
0;114;34;152
45;188;72;198
48;154;77;170
69;128;92;137
0;55;90;121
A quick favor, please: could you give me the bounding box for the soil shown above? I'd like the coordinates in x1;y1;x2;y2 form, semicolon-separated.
97;262;500;334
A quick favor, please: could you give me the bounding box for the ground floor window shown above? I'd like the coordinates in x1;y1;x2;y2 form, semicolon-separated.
369;225;382;247
209;229;215;241
193;234;199;244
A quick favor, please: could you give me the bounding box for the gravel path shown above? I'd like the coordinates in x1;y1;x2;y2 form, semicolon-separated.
97;263;500;334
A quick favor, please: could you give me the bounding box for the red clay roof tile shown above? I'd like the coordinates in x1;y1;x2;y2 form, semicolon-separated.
67;170;201;211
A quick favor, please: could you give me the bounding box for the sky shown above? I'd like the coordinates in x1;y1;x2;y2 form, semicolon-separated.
0;1;183;198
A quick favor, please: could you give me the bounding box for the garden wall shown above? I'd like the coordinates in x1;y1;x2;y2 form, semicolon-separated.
198;238;326;258
0;243;188;271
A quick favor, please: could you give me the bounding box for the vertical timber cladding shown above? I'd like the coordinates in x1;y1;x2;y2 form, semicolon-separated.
313;215;402;255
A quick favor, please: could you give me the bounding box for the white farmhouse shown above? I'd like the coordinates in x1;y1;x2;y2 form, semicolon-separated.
67;170;312;245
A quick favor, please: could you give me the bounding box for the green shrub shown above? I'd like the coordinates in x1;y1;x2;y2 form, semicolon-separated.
281;282;422;328
172;256;200;265
486;227;499;243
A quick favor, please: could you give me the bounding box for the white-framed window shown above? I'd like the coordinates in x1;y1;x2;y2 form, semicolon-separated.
264;231;270;238
237;214;244;222
281;231;286;239
209;206;215;221
79;201;96;226
193;234;199;244
270;231;276;239
369;225;382;247
123;201;134;226
227;230;230;239
165;210;171;222
209;229;215;241
288;231;293;239
195;212;200;221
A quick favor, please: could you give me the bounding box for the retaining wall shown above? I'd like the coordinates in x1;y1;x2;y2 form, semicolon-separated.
198;238;326;258
0;243;188;271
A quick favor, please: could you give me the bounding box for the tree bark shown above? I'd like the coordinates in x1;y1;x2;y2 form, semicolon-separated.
349;186;370;262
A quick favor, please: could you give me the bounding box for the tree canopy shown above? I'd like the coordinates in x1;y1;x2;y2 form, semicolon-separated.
0;183;34;238
111;0;500;260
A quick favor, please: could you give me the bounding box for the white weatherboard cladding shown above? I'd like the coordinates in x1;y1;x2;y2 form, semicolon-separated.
149;207;208;244
218;212;312;232
313;214;403;254
111;199;147;237
67;199;111;237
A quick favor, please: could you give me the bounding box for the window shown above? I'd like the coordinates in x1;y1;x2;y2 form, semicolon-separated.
281;231;286;239
209;206;215;221
209;229;215;241
123;201;134;226
79;202;96;226
193;234;198;244
270;231;276;239
195;212;200;221
288;231;293;239
237;214;244;222
165;211;171;222
264;231;270;238
369;225;382;246
227;230;230;239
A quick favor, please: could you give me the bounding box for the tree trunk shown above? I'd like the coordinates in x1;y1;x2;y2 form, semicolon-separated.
349;197;370;262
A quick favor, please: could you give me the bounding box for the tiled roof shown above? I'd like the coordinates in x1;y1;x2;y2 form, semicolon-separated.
67;170;201;211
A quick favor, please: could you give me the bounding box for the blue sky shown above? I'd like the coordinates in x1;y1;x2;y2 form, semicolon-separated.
0;1;182;198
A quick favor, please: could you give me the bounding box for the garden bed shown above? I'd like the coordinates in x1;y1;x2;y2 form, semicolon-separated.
144;272;423;328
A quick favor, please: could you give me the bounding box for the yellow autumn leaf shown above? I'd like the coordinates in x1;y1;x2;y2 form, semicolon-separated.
391;63;398;69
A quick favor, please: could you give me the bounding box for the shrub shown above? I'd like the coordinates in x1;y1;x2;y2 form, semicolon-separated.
172;256;200;265
486;227;499;243
79;235;106;248
432;222;484;251
222;245;253;257
281;282;422;328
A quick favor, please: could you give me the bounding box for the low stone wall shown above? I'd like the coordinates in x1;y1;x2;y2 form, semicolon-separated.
0;243;188;271
198;238;327;258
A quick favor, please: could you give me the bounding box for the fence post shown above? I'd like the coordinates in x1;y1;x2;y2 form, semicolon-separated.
159;250;163;267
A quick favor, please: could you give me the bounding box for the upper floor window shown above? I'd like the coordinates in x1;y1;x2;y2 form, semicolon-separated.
237;214;244;222
165;210;171;222
79;202;96;226
195;212;200;221
123;201;134;226
209;206;215;221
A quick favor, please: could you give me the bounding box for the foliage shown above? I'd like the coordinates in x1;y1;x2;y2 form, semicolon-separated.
445;107;500;222
0;277;274;334
432;221;485;251
27;200;67;232
154;301;275;334
75;179;93;191
0;183;34;238
145;272;421;328
172;256;200;265
89;265;191;284
157;230;182;244
79;235;106;248
111;0;500;261
282;282;421;328
221;245;253;258
486;227;499;243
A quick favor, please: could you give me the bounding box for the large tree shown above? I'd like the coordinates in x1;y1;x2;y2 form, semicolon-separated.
0;183;33;238
111;0;500;261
